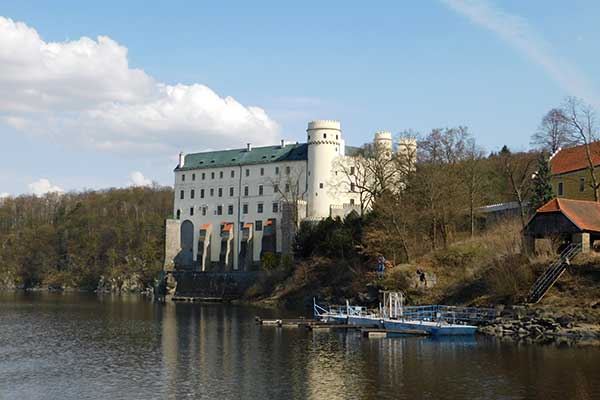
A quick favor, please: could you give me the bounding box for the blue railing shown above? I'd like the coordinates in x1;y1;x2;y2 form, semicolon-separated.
398;305;497;325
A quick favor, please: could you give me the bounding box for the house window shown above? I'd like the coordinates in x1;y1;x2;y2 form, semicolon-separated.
350;198;355;205
190;207;194;216
245;169;250;177
350;183;355;192
200;189;205;199
350;166;355;175
319;183;323;189
255;220;263;231
244;186;249;196
275;166;279;175
274;184;279;193
229;187;234;197
176;209;181;219
580;178;585;192
286;166;290;175
217;205;223;215
257;203;263;213
192;173;196;181
228;205;234;215
202;173;206;180
243;204;248;214
210;188;214;197
218;171;222;179
191;189;195;199
218;188;223;197
558;182;564;196
180;190;184;200
260;167;264;176
202;207;207;216
211;172;215;179
272;202;279;213
285;184;290;193
182;174;185;182
259;185;264;196
231;170;235;178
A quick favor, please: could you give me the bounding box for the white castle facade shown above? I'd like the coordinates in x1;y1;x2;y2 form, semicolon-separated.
164;120;415;272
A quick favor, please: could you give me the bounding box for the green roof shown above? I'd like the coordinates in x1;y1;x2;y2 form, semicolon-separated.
176;143;308;171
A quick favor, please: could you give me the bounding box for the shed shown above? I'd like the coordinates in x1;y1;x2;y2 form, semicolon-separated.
523;198;600;253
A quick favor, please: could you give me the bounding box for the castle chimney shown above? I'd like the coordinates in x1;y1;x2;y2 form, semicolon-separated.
247;143;252;152
280;139;285;148
178;152;185;168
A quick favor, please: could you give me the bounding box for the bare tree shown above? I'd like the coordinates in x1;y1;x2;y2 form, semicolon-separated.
561;97;600;201
499;150;536;229
269;164;307;227
530;108;572;154
461;139;486;237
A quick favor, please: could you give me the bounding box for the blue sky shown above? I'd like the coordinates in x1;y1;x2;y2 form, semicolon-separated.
1;0;600;196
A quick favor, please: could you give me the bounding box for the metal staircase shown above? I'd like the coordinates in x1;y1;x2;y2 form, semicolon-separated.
527;243;581;304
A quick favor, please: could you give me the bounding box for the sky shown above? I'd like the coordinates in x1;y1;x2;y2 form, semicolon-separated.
1;0;600;197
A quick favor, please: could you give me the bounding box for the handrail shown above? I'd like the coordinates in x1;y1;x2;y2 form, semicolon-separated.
527;243;582;303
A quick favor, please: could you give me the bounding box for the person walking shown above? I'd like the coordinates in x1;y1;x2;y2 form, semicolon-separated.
377;255;386;278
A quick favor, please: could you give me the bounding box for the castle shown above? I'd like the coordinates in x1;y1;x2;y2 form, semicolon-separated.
163;120;416;272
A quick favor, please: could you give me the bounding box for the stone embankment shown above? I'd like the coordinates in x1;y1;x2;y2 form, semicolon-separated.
478;305;600;344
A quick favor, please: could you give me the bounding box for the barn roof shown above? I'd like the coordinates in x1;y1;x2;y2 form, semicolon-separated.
551;141;600;175
536;198;600;233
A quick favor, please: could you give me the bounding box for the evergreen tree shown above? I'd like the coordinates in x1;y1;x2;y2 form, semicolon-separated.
530;153;554;211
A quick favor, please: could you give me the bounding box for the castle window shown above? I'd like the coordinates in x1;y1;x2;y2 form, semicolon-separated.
580;178;585;192
286;166;291;175
259;185;264;196
350;183;355;192
176;209;181;219
257;203;264;213
274;184;279;193
244;186;249;196
255;220;263;231
272;202;279;213
200;189;205;199
217;205;223;215
336;135;338;140
275;166;279;175
285;184;290;193
191;189;195;199
231;170;235;178
192;173;195;181
202;173;206;180
202;207;207;216
229;187;234;196
211;172;215;179
308;135;311;140
319;183;323;189
350;166;355;175
182;174;185;182
219;171;224;179
210;188;214;197
323;133;327;139
218;188;223;197
245;169;250;177
190;207;194;216
243;204;248;214
350;199;355;205
558;182;564;196
260;167;264;176
180;190;184;200
228;205;234;215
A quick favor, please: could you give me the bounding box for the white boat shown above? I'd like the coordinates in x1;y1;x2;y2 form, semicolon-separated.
346;301;382;328
382;319;478;336
313;298;348;323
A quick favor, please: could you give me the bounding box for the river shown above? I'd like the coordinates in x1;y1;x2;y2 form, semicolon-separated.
0;292;598;399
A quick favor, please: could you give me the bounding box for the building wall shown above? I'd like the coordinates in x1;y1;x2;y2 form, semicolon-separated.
552;168;597;201
173;159;307;270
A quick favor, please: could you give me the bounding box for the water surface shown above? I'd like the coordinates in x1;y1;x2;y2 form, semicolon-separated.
0;292;598;399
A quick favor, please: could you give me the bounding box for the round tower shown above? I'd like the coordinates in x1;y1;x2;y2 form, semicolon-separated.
374;130;393;152
306;120;342;218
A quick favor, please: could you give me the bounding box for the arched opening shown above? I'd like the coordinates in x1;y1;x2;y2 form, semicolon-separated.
179;220;194;267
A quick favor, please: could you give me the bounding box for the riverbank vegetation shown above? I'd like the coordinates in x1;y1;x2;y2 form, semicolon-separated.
0;186;173;290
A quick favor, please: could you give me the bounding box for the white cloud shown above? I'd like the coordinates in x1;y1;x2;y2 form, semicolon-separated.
0;192;10;199
0;16;280;154
128;171;152;187
28;178;64;196
441;0;600;108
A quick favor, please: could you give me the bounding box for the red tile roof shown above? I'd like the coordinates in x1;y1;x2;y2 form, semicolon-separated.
551;141;600;175
537;198;600;232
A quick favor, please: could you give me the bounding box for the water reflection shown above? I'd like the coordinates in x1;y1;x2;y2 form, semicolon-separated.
0;292;599;400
